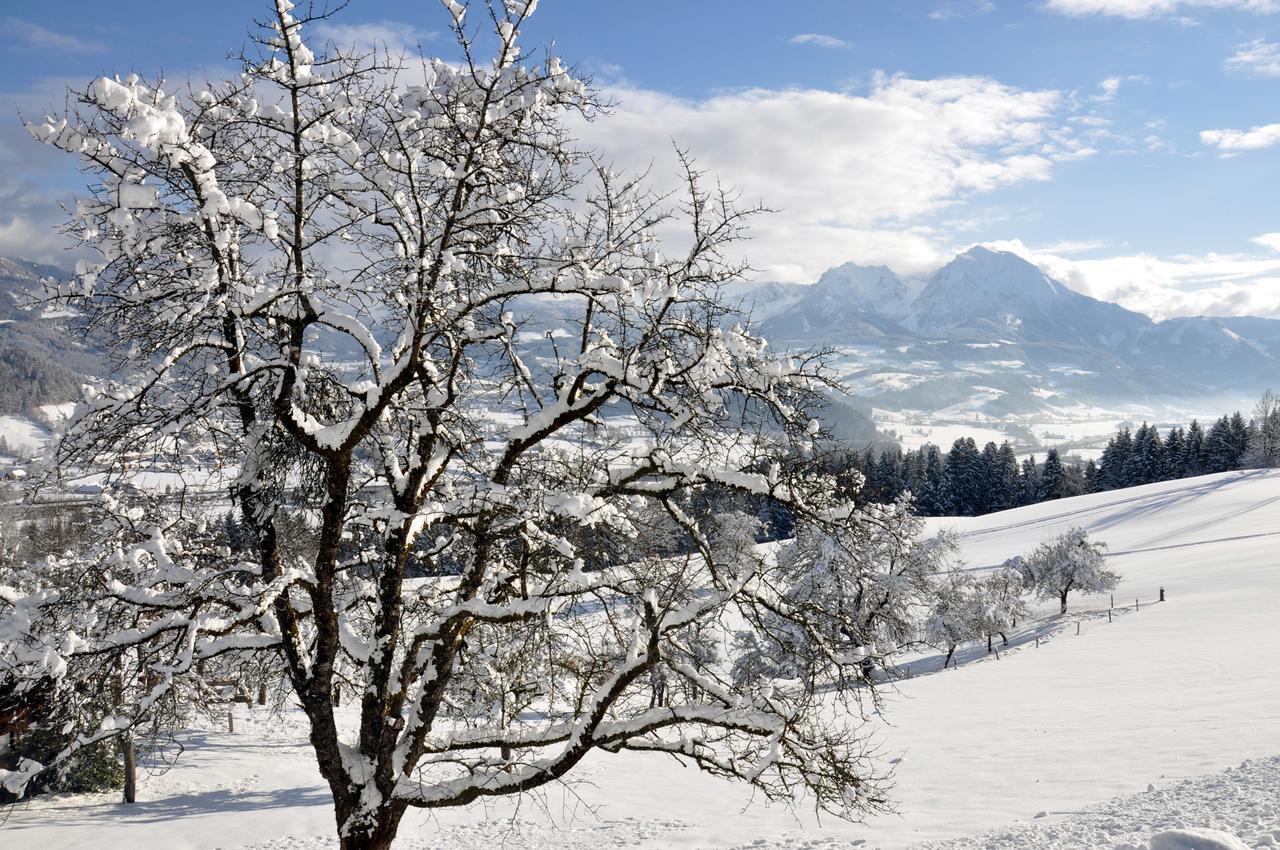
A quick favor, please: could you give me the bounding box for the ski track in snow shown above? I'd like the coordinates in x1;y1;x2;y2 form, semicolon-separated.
215;756;1280;850
910;756;1280;850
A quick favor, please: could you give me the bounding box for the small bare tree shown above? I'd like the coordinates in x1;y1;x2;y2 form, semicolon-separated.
1;2;900;846
1248;389;1280;468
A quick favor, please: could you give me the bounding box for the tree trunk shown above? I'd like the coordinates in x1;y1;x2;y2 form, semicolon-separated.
986;634;992;654
943;645;956;669
1059;589;1069;615
339;834;395;850
258;681;268;706
336;807;403;850
1000;631;1008;647
121;735;137;804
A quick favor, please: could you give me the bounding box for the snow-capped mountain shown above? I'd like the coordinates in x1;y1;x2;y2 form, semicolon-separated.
903;247;1147;348
750;263;923;339
750;246;1280;415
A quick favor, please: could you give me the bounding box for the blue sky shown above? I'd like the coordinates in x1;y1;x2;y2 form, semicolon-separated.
5;0;1280;317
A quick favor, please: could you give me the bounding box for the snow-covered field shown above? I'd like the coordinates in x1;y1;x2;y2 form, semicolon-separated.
6;470;1280;849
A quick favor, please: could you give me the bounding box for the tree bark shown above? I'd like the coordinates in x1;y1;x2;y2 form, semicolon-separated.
121;735;136;804
1059;589;1069;615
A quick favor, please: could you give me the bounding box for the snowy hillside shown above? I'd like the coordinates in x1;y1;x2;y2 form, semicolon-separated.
7;470;1280;849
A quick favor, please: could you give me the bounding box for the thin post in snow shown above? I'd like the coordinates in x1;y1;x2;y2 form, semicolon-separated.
1135;598;1140;611
1160;586;1165;602
1108;608;1112;623
228;708;234;734
1035;636;1040;648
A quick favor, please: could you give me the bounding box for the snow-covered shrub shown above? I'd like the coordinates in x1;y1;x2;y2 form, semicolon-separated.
1013;526;1117;614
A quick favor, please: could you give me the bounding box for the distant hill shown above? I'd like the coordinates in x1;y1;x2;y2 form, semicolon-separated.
0;256;104;415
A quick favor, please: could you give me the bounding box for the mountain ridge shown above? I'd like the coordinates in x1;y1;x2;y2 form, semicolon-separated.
738;247;1280;415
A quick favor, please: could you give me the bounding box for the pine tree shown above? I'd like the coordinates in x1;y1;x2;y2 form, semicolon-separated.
1019;455;1042;505
1083;458;1099;492
875;449;903;503
1205;416;1236;473
993;441;1020;511
1125;423;1164;486
979;441;1000;515
1229;412;1252;468
1183;419;1206;476
945;437;983;516
920;445;950;516
1041;448;1067;500
1162;427;1185;480
900;450;925;501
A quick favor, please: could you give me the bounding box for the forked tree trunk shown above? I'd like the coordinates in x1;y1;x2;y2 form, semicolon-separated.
336;803;403;850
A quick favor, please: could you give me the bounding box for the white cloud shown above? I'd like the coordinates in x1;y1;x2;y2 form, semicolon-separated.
311;20;439;55
581;74;1069;282
1097;77;1124;100
788;33;851;49
1044;0;1280;18
929;1;997;20
1200;122;1280;153
1225;38;1280;75
0;215;70;264
1;18;104;54
981;237;1280;319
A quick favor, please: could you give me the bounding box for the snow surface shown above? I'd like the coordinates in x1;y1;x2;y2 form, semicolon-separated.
0;415;51;453
6;470;1280;849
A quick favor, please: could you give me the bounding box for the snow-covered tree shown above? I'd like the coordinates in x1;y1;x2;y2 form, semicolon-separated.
1041;448;1067;500
925;564;1026;667
1013;527;1117;615
969;567;1028;652
918;445;950;515
1247;389;1280;468
738;499;960;687
1019;455;1042;505
924;570;978;669
944;437;983;516
0;2;896;844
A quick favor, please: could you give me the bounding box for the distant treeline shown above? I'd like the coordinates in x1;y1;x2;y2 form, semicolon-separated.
845;397;1278;518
